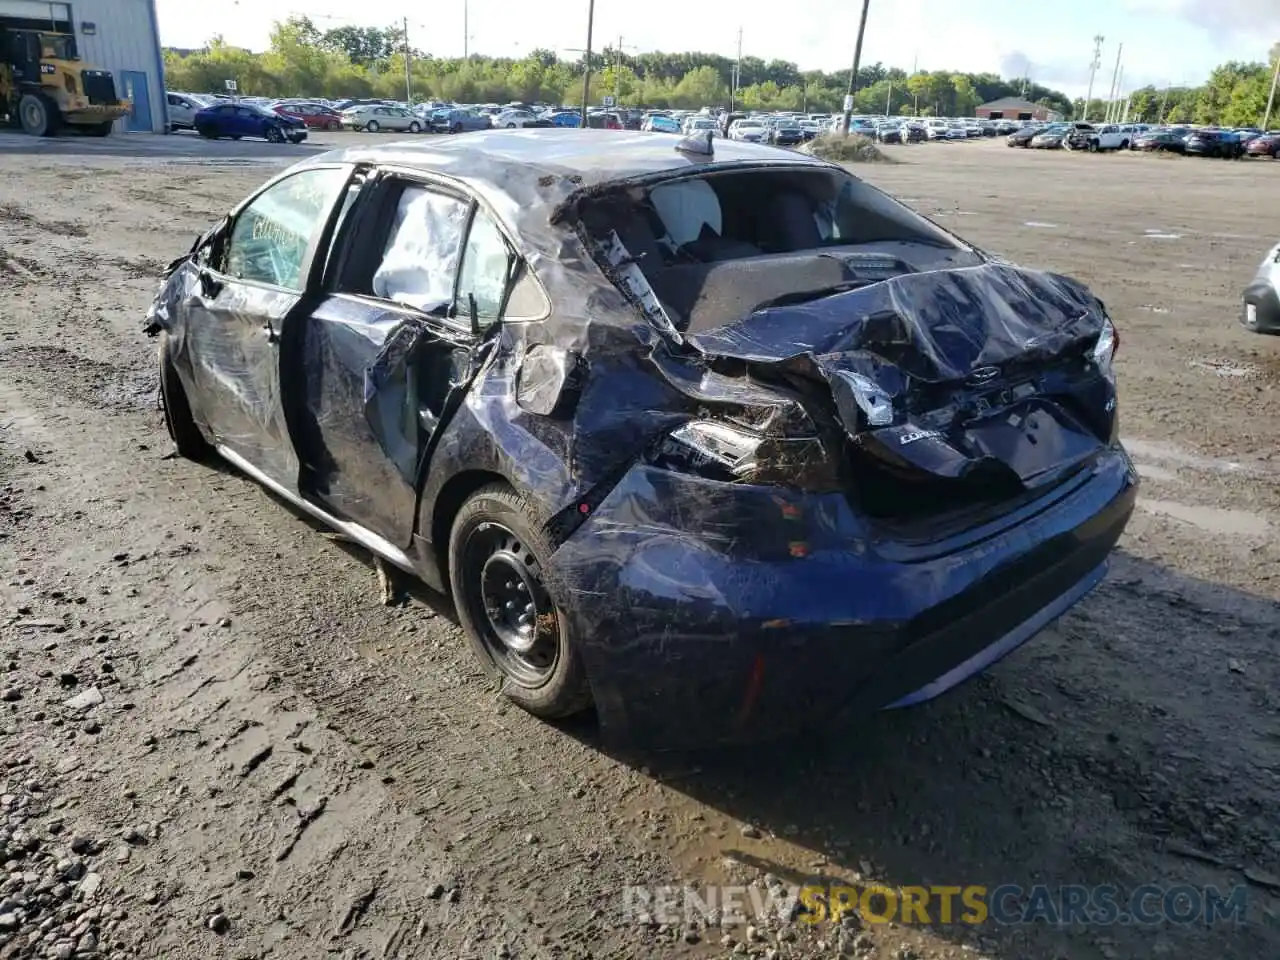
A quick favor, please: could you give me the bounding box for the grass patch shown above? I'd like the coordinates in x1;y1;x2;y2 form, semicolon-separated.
804;132;896;164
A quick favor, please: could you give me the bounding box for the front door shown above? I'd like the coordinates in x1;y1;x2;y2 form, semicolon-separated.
120;70;150;131
179;165;353;485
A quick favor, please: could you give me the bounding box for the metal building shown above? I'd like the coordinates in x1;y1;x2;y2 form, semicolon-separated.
0;0;166;132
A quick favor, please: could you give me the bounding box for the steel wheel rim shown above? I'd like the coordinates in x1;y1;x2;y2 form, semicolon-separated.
20;100;43;131
462;521;559;687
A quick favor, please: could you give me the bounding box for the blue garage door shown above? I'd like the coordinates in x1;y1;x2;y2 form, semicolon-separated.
120;71;151;132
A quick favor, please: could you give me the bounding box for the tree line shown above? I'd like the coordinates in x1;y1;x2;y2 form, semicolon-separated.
163;16;1278;127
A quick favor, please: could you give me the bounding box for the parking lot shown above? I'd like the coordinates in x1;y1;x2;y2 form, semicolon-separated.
1;132;1278;960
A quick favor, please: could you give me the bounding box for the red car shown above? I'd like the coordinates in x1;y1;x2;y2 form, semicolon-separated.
272;102;343;131
1244;133;1280;159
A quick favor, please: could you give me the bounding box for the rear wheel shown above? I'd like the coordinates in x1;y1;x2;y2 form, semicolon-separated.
448;484;592;719
196;125;217;139
158;332;209;461
365;119;380;132
18;94;58;137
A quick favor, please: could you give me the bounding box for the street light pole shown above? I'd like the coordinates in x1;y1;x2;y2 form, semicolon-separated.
580;0;594;128
1083;35;1103;121
839;0;872;135
1263;54;1280;130
463;0;469;59
402;17;413;103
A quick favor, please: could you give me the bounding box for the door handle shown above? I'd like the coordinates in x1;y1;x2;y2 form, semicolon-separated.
263;320;279;344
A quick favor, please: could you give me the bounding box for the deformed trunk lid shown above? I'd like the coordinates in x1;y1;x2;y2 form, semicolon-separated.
683;263;1113;490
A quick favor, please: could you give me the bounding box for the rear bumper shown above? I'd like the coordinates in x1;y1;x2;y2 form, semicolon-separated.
553;447;1138;748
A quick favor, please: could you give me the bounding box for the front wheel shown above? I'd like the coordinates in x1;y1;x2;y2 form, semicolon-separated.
196;125;217;139
451;122;462;134
265;125;284;143
448;484;592;719
408;121;421;133
83;121;113;137
365;120;380;133
158;332;209;461
18;93;58;137
1088;139;1099;153
506;122;517;128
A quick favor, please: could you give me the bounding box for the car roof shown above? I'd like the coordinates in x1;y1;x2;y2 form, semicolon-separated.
292;128;829;259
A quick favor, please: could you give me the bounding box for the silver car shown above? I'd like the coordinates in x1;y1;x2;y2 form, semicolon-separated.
1242;242;1280;334
341;104;424;134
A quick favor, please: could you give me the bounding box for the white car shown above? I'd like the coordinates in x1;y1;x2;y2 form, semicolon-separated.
944;122;969;141
684;117;720;137
924;119;949;140
728;119;767;142
165;92;210;132
492;109;542;129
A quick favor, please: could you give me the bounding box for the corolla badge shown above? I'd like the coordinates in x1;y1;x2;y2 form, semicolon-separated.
968;365;1000;384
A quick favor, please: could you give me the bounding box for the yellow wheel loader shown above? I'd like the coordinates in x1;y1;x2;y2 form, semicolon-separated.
1;22;131;136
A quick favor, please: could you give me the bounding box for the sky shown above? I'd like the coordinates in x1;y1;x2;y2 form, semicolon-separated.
154;0;1280;97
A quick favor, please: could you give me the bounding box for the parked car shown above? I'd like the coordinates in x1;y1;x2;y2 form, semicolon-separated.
193;102;308;143
1244;132;1280;158
143;129;1135;746
642;115;682;134
492;109;552;129
767;118;804;146
432;108;497;134
728;118;768;142
1184;129;1242;159
875;122;902;144
586;112;623;130
274;102;344;131
901;122;927;143
1030;124;1069;148
1066;123;1134;152
341;104;424;133
1241;242;1280;333
165;92;211;132
1132;129;1189;153
1006;125;1042;147
546;110;584;128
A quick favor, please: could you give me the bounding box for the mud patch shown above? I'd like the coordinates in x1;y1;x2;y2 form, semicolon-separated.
0;345;156;413
0;201;89;237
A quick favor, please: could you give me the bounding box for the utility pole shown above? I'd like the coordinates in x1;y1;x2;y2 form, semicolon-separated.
840;0;872;135
463;0;469;59
1158;82;1171;124
1083;34;1104;121
885;80;892;116
1111;66;1124;122
1104;42;1123;122
580;0;594;128
402;17;413;103
1264;53;1280;130
730;27;742;113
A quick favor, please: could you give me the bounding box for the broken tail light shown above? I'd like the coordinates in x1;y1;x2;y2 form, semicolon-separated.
1092;316;1119;380
651;419;841;491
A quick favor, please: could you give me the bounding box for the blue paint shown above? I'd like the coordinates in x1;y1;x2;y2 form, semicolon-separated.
121;70;151;131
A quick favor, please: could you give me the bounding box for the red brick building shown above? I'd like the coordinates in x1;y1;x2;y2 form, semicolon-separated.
974;97;1059;122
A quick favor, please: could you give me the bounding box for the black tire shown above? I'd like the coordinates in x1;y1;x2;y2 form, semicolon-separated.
18;93;58;137
1088;139;1099;153
448;483;592;719
158;333;209;460
408;120;421;133
451;122;462;134
196;125;218;139
1119;139;1129;150
365;119;380;133
83;122;113;137
265;125;285;143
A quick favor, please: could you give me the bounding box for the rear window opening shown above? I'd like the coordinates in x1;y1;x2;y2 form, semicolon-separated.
575;166;978;333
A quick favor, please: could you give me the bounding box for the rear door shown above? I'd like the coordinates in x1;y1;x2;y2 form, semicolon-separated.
176;165;355;485
294;171;521;545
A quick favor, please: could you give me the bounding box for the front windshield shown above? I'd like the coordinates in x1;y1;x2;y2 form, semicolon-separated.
42;34;77;60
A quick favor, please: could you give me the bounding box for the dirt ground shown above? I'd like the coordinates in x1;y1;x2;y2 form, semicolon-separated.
1;132;1278;960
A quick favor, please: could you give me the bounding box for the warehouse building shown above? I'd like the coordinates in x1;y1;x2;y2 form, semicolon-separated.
974;96;1061;123
1;0;166;132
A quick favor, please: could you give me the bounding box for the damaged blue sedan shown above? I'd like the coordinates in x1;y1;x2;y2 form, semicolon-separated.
143;129;1137;746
